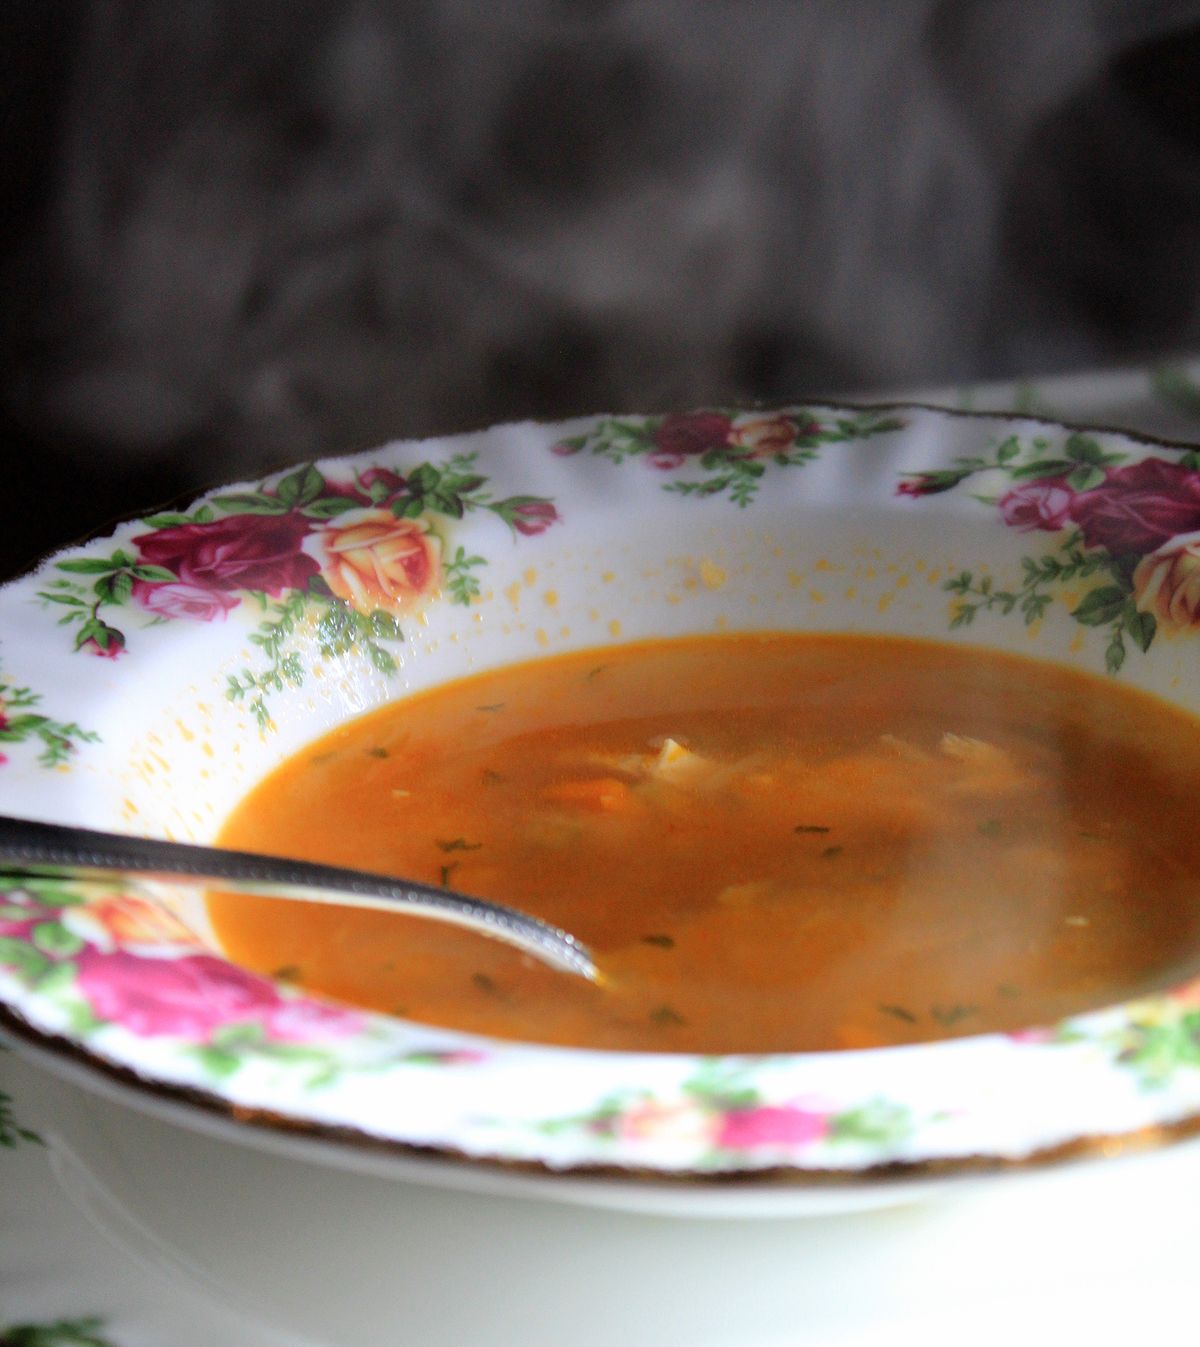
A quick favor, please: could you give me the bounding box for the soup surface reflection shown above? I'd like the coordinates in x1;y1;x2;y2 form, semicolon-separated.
212;634;1200;1052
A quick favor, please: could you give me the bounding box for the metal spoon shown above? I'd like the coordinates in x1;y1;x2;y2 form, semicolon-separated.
0;814;597;982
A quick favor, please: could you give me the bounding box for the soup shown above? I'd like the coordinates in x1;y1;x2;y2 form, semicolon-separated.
212;633;1200;1052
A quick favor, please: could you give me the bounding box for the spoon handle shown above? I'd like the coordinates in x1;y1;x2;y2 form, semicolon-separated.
0;814;597;982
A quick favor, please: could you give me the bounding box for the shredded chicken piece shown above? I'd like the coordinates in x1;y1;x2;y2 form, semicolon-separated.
877;734;933;763
939;734;1009;767
650;737;718;785
716;880;775;908
938;733;1028;796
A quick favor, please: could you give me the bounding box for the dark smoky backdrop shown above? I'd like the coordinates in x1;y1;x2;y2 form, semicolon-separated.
4;0;1200;574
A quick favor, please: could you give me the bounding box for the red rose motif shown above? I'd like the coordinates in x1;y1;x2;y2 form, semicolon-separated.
325;467;408;506
356;467;406;496
1067;458;1200;556
510;501;560;536
81;628;125;658
131;579;239;622
652;412;733;467
716;1104;829;1149
896;471;964;497
77;948;282;1039
997;478;1074;533
133;513;318;596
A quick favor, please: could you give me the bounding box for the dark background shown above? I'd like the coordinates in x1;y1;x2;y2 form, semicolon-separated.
5;0;1200;576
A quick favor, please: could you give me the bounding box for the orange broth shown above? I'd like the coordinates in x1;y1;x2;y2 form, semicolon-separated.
211;633;1200;1052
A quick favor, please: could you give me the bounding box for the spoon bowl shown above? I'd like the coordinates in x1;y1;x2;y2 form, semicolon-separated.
0;814;597;982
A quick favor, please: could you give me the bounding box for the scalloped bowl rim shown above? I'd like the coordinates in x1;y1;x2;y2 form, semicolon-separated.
3;400;1200;1205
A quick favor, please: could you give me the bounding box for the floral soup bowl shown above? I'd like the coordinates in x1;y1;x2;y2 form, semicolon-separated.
5;401;1200;1216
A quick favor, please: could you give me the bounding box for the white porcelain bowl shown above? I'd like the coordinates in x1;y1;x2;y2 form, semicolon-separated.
5;402;1200;1221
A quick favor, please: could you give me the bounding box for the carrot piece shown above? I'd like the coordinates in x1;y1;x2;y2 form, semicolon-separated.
541;777;632;813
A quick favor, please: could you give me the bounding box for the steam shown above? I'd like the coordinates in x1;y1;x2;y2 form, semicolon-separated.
6;0;1200;487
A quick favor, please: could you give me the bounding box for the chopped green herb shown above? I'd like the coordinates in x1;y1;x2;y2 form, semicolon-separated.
641;933;675;949
439;862;459;888
365;746;389;759
476;703;505;713
270;964;302;983
878;1003;917;1024
0;1087;43;1148
436;837;483;853
931;1003;978;1027
309;751;336;765
481;768;505;785
977;818;1003;838
0;1316;116;1347
650;1004;686;1027
996;983;1022;999
793;824;832;834
1077;829;1108;841
821;845;844;859
586;665;610;681
472;972;499;996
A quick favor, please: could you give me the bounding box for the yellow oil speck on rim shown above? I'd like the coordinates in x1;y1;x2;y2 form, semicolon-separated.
808;589;826;604
536;628;550;648
607;618;622;638
601;571;615;584
543;589;558;608
699;560;727;591
927;568;942;586
877;593;895;614
523;568;538;586
1069;632;1086;653
504;582;522;610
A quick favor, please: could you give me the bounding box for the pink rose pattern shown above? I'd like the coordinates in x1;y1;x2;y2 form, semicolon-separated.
997;479;1074;533
541;1071;914;1158
1;876;927;1145
900;430;1200;672
553;407;905;506
37;455;560;728
0;878;368;1081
